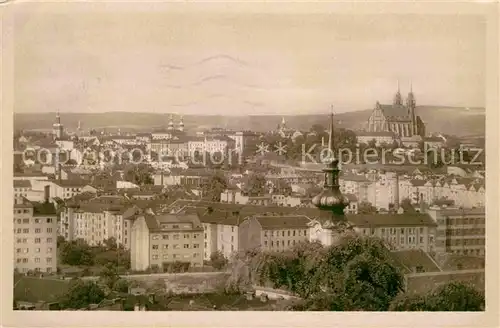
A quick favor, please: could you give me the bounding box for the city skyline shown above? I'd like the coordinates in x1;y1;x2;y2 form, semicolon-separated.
14;9;485;115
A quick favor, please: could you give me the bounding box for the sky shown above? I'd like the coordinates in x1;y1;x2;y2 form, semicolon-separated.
13;5;486;115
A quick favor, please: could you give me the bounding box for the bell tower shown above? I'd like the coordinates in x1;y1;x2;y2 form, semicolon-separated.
393;80;402;106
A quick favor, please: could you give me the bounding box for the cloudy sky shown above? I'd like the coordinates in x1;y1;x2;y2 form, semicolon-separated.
14;5;486;115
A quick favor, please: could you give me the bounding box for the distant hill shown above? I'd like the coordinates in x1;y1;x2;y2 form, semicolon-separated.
13;105;484;137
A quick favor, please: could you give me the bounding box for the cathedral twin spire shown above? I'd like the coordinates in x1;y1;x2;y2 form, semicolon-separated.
393;80;415;108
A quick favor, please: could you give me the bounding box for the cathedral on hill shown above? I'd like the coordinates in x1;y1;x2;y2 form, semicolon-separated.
366;83;425;138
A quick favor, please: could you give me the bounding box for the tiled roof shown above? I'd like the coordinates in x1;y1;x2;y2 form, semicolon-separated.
143;213;203;231
409;179;427;187
32;201;57;216
390;250;441;274
254;215;311;229
379;104;413;121
348;213;437;227
51;179;90;187
14;180;32;188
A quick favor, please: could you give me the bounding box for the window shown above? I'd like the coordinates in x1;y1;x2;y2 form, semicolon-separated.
193;253;199;258
47;238;53;243
282;240;285;246
184;234;190;239
231;227;234;233
420;227;424;234
419;236;424;243
47;228;52;233
23;219;29;224
34;219;40;224
22;238;27;243
173;234;180;240
173;244;180;249
16;219;21;224
152;255;159;260
16;248;21;253
46;257;52;263
293;230;296;236
264;231;268;237
193;244;199;248
152;235;160;240
204;233;207;239
23;229;29;233
35;238;41;244
282;231;285;237
47;218;52;223
152;245;159;250
288;240;291;246
184;244;190;249
47;247;52;253
163;244;169;249
172;225;179;229
162;235;169;240
163;254;169;260
231;236;234;242
22;258;28;263
16;228;21;234
304;230;307;236
35;258;40;263
194;233;200;239
400;237;405;244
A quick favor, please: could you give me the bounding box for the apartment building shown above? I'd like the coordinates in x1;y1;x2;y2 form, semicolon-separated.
238;215;311;253
199;213;240;261
13;197;58;274
60;195;132;249
427;207;485;256
347;213;438;253
130;213;204;271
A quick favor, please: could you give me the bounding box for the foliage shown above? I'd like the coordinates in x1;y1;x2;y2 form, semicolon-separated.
60;279;105;309
201;172;228;202
245;173;267;197
103;237;118;250
235;236;405;311
99;263;120;290
390;282;485;311
113;278;130;293
273;179;292;196
400;198;416;213
358;201;378;214
93;248;131;269
162;261;191;273
59;239;94;266
124;164;153;185
210;251;229;270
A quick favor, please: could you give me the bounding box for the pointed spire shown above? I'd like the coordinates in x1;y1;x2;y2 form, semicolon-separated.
56;110;61;124
328;106;335;156
397;79;400;92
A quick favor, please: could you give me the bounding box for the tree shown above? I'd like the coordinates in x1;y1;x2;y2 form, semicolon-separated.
59;239;94;266
113;278;130;293
124;164;153;186
246;173;267;196
400;198;416;213
358;201;377;214
201;172;228;202
60;279;106;309
99;263;120;290
273;179;292;196
210;251;229;270
390;282;484;311
103;237;117;250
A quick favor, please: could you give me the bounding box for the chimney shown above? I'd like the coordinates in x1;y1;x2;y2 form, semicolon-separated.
44;185;50;203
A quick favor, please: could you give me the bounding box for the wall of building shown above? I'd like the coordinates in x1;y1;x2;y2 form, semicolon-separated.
130;217;150;271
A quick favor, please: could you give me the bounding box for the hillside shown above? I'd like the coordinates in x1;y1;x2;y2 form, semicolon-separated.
13;106;484;137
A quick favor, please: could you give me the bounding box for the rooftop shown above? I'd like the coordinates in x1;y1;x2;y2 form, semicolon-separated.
348;213;437;227
390;250;441;274
254;215;311;229
14;180;32;188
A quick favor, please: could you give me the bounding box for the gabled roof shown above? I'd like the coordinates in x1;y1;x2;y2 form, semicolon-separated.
390;250;441;274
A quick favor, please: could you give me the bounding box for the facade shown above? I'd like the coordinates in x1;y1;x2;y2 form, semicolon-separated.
238;215;311;253
130;213;204;271
60;196;133;248
356;131;396;146
199;215;240;260
366;84;425;138
427;208;485;256
13;197;58;274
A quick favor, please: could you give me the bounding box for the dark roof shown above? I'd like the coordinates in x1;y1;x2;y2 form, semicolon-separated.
51;179;90;187
379;104;413;121
348;213;437;227
433;254;485;271
143;213;203;232
32;201;57;216
254;215;311;229
390;250;441;274
14;180;32;188
438;208;485;217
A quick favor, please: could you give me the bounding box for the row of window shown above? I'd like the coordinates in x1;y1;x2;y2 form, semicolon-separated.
152;243;200;250
14;209;30;214
265;240;297;247
445;238;485;246
15;218;54;224
382;235;433;245
16;257;52;263
440;228;486;236
151;253;200;260
264;230;308;238
16;267;53;273
16;247;53;253
441;217;485;225
152;233;200;240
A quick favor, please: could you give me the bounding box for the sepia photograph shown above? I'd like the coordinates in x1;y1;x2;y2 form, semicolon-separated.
2;1;499;327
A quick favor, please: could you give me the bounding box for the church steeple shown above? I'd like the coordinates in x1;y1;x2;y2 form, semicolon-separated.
406;81;415;108
311;109;349;219
178;116;184;132
393;80;402;106
168;114;174;130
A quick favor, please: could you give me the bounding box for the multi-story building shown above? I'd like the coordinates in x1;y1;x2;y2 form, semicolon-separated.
346;213;438;253
129;213;204;271
60;195;132;248
238;215;311;253
14;180;32;198
427;207;485;256
13;197;58;274
199;213;240;261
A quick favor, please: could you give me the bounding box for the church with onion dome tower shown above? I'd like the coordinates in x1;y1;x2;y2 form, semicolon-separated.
308;111;354;246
